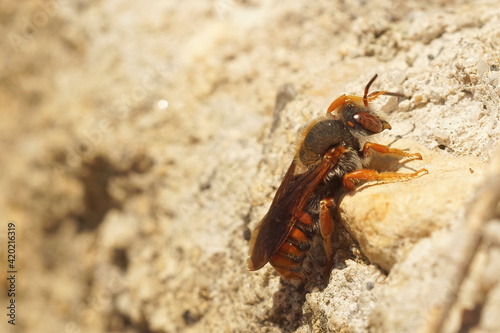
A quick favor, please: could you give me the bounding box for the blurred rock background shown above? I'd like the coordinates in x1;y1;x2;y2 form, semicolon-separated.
0;1;499;332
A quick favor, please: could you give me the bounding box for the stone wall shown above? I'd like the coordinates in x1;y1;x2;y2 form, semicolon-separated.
0;1;499;332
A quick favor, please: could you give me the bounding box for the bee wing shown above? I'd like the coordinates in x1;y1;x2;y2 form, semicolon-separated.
247;155;339;271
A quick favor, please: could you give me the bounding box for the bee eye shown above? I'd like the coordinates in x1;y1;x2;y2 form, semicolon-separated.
353;112;383;133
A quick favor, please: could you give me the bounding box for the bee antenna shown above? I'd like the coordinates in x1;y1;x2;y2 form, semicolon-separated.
363;74;378;107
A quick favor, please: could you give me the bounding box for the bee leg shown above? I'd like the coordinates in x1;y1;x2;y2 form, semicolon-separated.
367;90;406;100
343;168;428;191
361;142;423;163
319;197;337;276
326;94;348;114
327;94;365;114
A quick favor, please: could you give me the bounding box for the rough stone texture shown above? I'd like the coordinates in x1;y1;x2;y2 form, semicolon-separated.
0;1;499;333
340;141;487;271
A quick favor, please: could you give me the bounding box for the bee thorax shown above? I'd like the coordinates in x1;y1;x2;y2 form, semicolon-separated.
325;149;362;181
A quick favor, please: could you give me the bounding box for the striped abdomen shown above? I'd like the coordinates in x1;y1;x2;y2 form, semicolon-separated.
269;211;316;280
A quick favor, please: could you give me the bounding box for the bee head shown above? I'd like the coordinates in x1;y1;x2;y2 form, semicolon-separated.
338;100;392;137
326;74;404;137
298;75;404;166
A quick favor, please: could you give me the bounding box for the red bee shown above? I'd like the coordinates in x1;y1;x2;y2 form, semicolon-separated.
247;75;428;281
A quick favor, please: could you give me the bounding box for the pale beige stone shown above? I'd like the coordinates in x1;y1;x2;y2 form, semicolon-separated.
1;2;500;333
340;141;487;271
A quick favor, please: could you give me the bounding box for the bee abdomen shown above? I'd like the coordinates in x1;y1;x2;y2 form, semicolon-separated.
269;211;316;280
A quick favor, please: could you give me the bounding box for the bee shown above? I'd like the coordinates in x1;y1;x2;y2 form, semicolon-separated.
247;74;428;281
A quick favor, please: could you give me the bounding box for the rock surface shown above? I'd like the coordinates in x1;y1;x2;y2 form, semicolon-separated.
340;141;487;271
0;1;500;333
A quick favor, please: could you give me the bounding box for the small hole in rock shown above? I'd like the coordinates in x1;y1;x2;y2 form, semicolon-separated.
112;248;129;272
